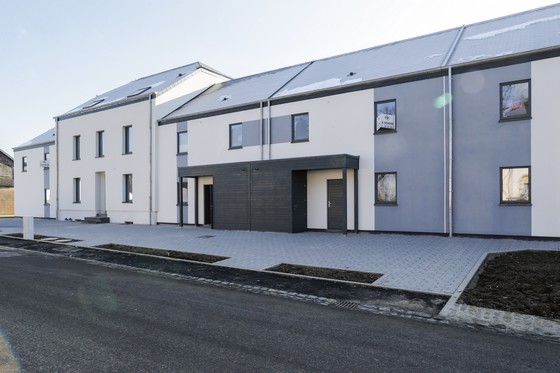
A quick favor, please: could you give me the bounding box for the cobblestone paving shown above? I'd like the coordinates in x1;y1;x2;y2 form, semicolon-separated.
2;218;559;296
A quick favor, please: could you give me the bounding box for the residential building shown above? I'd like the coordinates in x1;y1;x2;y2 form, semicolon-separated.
0;149;14;215
14;4;560;238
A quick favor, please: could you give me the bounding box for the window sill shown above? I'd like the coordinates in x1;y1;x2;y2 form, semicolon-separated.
122;201;133;204
291;139;309;143
374;130;397;135
72;158;80;161
122;152;133;156
177;152;188;156
73;202;81;204
229;146;243;150
95;155;105;158
375;202;398;206
499;116;532;123
500;202;531;206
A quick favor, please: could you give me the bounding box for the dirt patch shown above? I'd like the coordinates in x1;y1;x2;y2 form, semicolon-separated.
459;250;560;320
267;263;382;284
95;243;229;264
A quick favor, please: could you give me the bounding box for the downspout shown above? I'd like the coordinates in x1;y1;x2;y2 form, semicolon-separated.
267;100;272;160
55;117;59;221
260;101;264;160
149;94;154;225
447;67;454;237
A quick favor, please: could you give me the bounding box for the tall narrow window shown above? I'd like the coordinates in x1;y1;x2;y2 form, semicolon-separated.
96;130;105;157
177;131;188;154
123;126;132;154
374;99;397;133
177;180;188;205
292;113;309;142
73;135;81;160
123;174;133;203
44;188;50;205
375;172;397;204
73;178;81;203
21;156;27;172
500;167;530;204
229;123;243;149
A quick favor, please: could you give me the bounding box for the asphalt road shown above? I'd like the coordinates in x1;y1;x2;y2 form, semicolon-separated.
0;247;558;372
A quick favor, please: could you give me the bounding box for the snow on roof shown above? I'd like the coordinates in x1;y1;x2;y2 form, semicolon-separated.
14;128;56;151
59;62;229;118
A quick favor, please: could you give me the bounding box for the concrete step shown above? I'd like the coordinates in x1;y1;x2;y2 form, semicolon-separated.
82;216;110;224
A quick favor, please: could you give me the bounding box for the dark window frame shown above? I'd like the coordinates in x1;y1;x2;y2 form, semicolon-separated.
123;174;133;203
177;131;188;155
375;172;398;205
73;135;81;160
73;178;81;203
44;188;50;205
123;126;132;155
500;166;531;205
499;79;531;122
96;130;105;158
229;123;243;150
21;156;27;172
291;113;309;143
374;99;397;134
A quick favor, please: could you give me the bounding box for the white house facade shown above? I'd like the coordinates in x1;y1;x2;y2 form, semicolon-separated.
14;4;560;238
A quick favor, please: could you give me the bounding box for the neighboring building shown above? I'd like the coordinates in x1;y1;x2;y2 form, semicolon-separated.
0;149;14;215
160;4;560;237
14;4;560;238
13;129;56;218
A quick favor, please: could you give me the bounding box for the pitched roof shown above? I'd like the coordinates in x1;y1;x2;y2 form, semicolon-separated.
13;128;56;151
58;62;230;119
162;4;560;122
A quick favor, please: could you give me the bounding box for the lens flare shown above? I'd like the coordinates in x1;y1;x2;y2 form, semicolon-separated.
434;93;453;109
0;329;21;373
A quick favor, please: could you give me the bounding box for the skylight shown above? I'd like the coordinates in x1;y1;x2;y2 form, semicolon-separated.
127;86;151;97
82;98;105;109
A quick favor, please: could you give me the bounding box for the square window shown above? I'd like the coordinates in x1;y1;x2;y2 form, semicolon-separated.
292;113;309;142
21;156;27;172
229;123;243;149
375;100;397;133
123;174;133;203
123;126;132;154
375;172;397;204
73;135;81;160
73;178;81;203
96;130;105;157
500;80;531;121
177;131;188;154
500;167;530;204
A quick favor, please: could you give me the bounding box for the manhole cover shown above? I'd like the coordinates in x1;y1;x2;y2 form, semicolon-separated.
334;300;360;310
196;235;215;239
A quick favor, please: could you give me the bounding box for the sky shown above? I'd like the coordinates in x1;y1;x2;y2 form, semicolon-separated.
1;0;559;156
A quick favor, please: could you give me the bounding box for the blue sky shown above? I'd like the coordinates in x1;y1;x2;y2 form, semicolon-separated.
2;0;558;156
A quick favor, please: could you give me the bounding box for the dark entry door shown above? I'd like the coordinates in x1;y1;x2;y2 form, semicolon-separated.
327;179;344;231
203;185;214;226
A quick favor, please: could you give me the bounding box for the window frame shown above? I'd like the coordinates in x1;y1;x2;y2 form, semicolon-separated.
499;79;531;122
73;135;81;160
96;130;105;158
123;174;133;203
229;123;243;150
44;188;50;205
73;178;81;203
123;126;132;155
291;113;309;143
21;156;27;172
375;172;398;205
374;99;397;134
177;131;188;155
500;166;531;205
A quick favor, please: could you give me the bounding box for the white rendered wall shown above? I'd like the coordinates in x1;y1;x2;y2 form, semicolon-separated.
531;57;560;237
14;146;48;217
156;122;178;223
58;101;151;224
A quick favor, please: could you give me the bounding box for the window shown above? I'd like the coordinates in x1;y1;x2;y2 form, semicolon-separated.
292;113;309;142
229;123;243;149
21;156;27;172
177;180;188;205
123;174;133;203
500;80;531;121
123;126;132;154
44;188;50;205
73;135;81;160
96;130;104;157
500;167;530;204
73;178;81;203
177;131;188;154
375;100;397;133
375;172;397;204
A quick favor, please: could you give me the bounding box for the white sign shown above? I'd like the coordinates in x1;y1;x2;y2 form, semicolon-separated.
377;113;395;130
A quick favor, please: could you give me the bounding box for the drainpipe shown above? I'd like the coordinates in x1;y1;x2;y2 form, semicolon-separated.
267;100;272;160
55;117;59;221
448;67;453;237
149;94;154;225
259;101;264;161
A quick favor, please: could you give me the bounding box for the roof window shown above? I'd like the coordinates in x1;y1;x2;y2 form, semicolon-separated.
82;98;105;109
127;86;151;98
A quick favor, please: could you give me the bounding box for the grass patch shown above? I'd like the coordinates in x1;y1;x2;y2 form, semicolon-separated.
95;243;229;264
266;263;382;284
460;250;560;320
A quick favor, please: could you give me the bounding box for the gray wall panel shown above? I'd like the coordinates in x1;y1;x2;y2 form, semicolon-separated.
453;63;531;235
271;115;291;144
243;120;261;147
374;77;446;233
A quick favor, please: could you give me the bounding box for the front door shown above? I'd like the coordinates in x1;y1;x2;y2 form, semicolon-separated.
203;184;214;227
95;172;106;216
327;179;344;230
